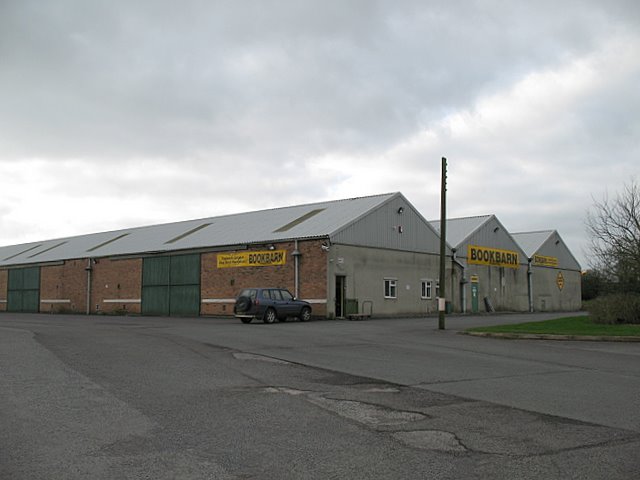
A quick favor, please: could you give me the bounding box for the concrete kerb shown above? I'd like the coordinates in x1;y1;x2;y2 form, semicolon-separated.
461;331;640;342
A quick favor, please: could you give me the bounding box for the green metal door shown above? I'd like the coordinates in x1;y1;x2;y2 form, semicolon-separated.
168;254;200;316
471;282;479;314
142;254;200;316
170;254;200;286
142;256;170;315
169;285;200;316
143;256;170;286
7;267;40;313
142;285;170;316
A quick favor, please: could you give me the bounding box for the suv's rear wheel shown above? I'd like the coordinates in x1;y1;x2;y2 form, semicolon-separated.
300;307;311;322
263;308;277;324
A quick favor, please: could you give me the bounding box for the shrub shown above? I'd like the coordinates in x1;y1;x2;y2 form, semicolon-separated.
586;293;640;324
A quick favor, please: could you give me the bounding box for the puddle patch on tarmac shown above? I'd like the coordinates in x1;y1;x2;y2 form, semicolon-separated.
309;397;426;427
262;387;310;396
233;353;291;364
361;386;401;393
394;430;467;453
262;386;425;427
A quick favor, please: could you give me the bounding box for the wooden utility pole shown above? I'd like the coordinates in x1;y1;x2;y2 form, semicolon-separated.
438;157;447;330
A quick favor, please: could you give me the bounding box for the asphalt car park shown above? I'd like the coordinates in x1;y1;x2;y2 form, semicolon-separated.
1;312;638;479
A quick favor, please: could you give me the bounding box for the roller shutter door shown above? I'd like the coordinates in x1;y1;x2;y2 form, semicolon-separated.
7;266;40;313
142;254;200;316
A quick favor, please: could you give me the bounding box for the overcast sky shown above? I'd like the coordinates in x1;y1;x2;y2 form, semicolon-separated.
1;1;639;268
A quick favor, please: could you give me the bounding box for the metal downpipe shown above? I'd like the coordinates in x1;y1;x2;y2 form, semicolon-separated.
293;240;302;298
452;249;466;314
85;258;93;315
527;259;534;313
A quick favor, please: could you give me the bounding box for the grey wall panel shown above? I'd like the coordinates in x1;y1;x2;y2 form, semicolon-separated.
531;267;582;311
455;217;528;265
331;196;443;254
536;233;582;271
325;244;456;317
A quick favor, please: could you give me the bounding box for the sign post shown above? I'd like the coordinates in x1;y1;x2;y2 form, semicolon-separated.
438;157;447;330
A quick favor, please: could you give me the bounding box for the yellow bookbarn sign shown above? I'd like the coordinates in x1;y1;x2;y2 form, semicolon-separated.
533;255;559;267
217;250;287;268
468;245;519;269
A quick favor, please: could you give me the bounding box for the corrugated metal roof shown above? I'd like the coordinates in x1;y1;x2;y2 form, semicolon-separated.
512;230;581;270
430;215;493;248
0;193;398;267
511;230;554;257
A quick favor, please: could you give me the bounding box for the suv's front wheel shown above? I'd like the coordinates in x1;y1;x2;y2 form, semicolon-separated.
263;308;277;324
300;307;312;322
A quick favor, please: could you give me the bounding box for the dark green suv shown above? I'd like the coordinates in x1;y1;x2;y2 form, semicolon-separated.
234;288;312;324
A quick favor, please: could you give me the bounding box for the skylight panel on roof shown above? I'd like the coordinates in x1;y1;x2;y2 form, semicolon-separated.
273;209;325;233
3;244;43;261
86;233;131;253
165;223;213;244
27;241;67;258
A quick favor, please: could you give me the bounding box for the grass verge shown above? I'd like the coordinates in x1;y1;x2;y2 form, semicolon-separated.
467;315;640;337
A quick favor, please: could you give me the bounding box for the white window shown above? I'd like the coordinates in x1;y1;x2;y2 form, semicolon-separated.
384;279;397;299
421;280;433;299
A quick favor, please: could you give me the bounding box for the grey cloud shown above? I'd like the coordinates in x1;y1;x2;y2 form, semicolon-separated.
2;0;631;161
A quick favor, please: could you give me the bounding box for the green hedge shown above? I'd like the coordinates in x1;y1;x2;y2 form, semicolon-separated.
586;293;640;324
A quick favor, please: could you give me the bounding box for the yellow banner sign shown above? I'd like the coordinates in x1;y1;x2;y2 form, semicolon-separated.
217;250;287;268
533;255;559;267
468;245;519;269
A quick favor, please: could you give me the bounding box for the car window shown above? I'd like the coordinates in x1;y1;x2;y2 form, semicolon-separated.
269;289;282;301
260;290;270;299
240;289;257;300
280;290;293;301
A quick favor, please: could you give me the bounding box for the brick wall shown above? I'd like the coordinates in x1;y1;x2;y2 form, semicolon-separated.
1;240;328;317
0;269;7;312
91;258;142;314
40;260;88;313
200;240;327;316
297;240;328;316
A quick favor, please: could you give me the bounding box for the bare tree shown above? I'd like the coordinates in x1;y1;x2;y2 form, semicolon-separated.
586;179;640;292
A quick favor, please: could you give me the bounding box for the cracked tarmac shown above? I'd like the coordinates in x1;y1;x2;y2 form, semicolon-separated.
241;353;638;460
1;313;639;479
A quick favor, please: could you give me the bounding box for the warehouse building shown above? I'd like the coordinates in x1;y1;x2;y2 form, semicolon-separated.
511;230;582;312
431;215;530;313
0;193;582;318
0;192;453;318
431;216;582;313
